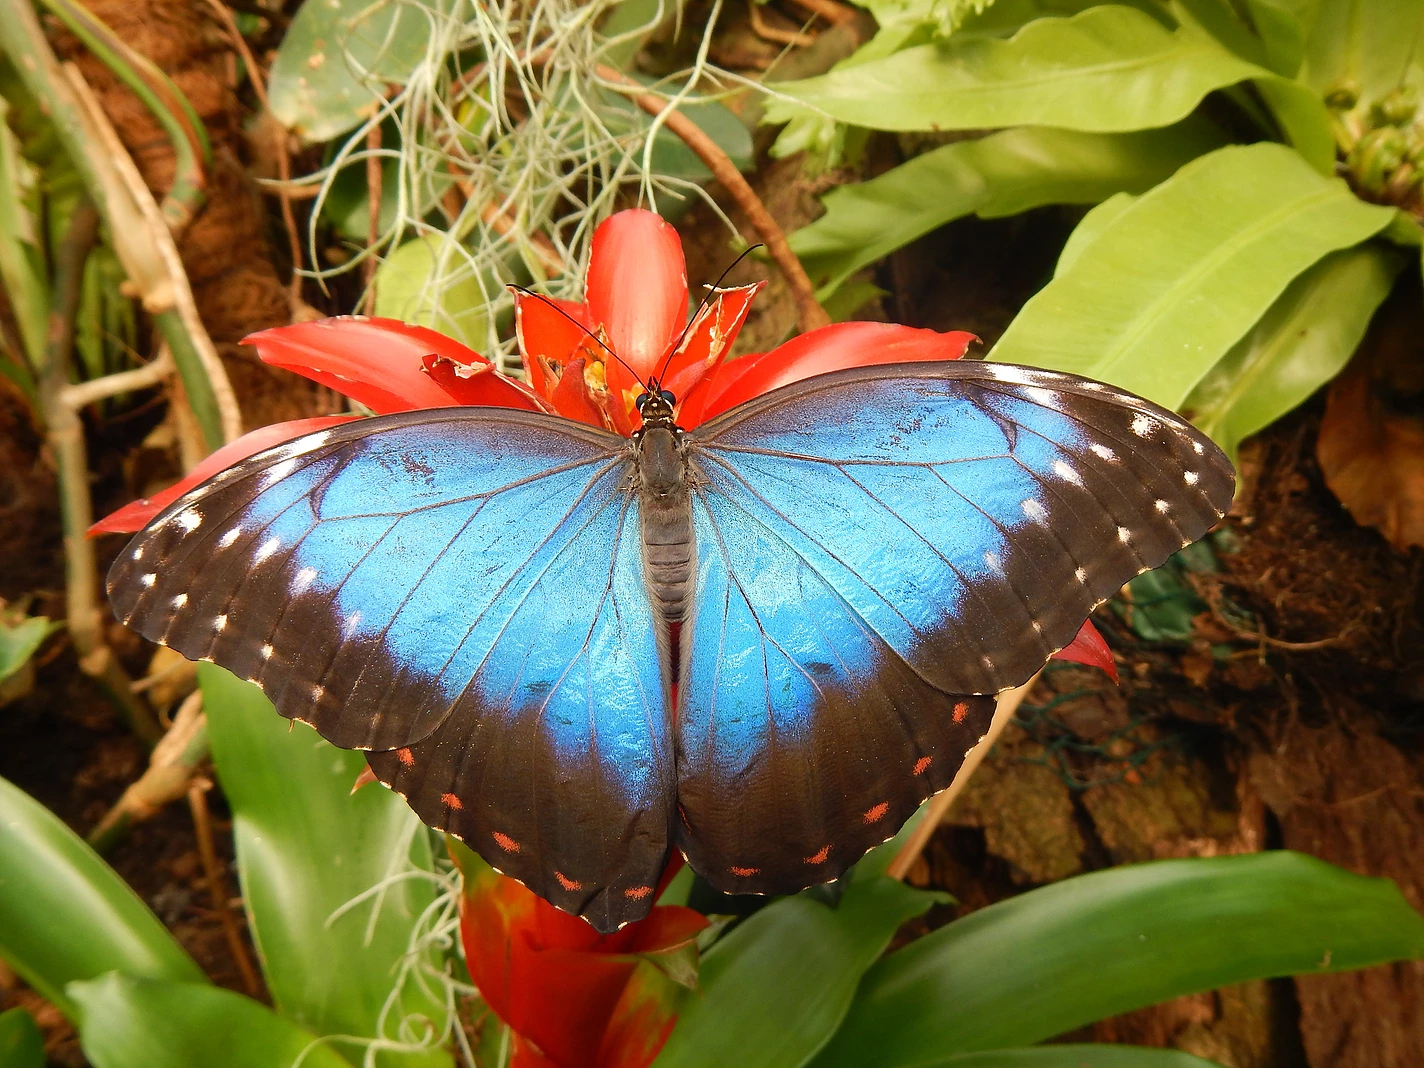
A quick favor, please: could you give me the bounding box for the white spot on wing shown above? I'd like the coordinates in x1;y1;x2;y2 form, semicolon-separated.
1075;567;1088;583
311;684;325;702
261;644;274;659
176;509;202;532
984;551;1003;573
342;610;362;638
171;594;188;609
984;363;1038;386
214;614;227;632
1117;526;1131;543
1021;498;1047;522
1052;460;1082;485
1154;499;1170;513
293;566;318;593
141;573;156;588
1192;440;1205;455
132;546;144;561
1089;443;1117;461
254;536;281;563
1023;385;1061;409
1131;413;1154;437
218;526;241;549
1184;470;1200;486
262;457;299;487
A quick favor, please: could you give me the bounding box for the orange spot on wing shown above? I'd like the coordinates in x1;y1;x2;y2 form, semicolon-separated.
624;885;654;900
863;801;889;824
440;792;463;810
492;831;520;853
397;747;415;766
952;701;969;723
913;756;933;775
555;871;582;891
805;845;831;865
729;865;759;877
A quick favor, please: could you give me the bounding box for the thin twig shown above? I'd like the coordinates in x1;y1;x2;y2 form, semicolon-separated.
188;781;262;995
887;675;1039;881
363;122;382;312
63;63;243;446
783;0;858;26
88;690;208;851
38;197;162;742
60;345;173;408
595;64;831;334
200;0;305;308
748;0;817;47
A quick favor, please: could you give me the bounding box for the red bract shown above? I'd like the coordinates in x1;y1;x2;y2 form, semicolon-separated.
451;841;706;1068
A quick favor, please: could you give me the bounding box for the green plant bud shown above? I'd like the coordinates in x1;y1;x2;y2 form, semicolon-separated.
1350;126;1409;193
1323;79;1361;111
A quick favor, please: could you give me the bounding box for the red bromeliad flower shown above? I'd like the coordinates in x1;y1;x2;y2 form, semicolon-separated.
452;842;706;1068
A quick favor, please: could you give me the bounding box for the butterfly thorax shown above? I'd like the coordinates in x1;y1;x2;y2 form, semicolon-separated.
633;394;695;629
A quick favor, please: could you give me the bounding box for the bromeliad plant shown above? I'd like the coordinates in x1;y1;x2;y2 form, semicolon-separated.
0;206;1405;1068
772;0;1424;486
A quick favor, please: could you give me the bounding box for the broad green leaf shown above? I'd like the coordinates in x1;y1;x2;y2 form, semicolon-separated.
0;1007;43;1068
199;666;450;1066
790;121;1223;296
0;614;58;682
766;7;1310;148
1300;0;1424;98
0;776;205;1019
1054;191;1137;275
989;142;1394;410
268;0;430;143
656;872;941;1068
69;975;355;1068
911;1048;1228;1067
599;92;754;184
1184;242;1401;465
1241;0;1321;76
814;852;1424;1064
373;235;494;351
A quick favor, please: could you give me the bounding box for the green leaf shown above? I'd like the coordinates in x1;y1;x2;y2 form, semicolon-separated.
199;666;450;1065
1184;242;1401;466
989;142;1395;410
768;7;1276;136
69;974;355;1068
908;1048;1228;1068
656;872;941;1068
268;0;429;143
790;121;1224;296
0;776;206;1019
814;852;1424;1065
1054;191;1136;275
0;614;58;683
373;234;496;351
1240;0;1321;76
1300;0;1424;99
0;1007;44;1068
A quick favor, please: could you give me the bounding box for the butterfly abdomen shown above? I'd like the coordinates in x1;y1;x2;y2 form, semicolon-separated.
636;426;696;627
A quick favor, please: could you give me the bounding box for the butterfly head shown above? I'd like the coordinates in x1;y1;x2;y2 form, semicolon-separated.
634;388;679;431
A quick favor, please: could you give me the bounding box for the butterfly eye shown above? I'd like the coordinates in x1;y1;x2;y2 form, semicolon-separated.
634;393;649;412
659;390;676;407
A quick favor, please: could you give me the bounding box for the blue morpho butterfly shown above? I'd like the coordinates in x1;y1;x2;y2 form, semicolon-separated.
108;325;1234;933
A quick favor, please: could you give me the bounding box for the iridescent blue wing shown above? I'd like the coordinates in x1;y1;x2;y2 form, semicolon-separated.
676;361;1233;893
107;410;673;932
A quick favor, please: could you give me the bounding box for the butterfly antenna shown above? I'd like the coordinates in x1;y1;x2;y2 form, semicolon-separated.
654;243;764;386
508;285;645;387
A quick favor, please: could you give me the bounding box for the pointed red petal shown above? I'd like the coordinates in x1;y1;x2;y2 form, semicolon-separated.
587;210;687;416
1051;619;1118;682
595;962;683;1068
244;316;521;414
420;352;545;412
515;292;593;402
548;357;607;428
89;416;362;535
661;281;764;406
680;322;977;428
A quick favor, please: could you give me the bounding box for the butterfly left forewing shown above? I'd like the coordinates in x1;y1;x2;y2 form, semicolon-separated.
109;408;676;933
